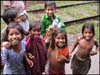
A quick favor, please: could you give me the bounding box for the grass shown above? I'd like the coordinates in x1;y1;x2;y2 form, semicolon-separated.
78;3;98;15
59;3;98;21
26;1;86;11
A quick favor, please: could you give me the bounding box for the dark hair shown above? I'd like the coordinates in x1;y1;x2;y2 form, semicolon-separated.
44;1;56;9
2;8;18;24
29;21;41;31
82;23;95;36
50;28;68;50
5;23;24;41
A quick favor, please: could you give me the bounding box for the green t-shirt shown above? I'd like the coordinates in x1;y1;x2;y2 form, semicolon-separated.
40;14;65;37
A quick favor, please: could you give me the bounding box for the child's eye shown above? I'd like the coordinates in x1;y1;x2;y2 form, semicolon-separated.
9;33;13;36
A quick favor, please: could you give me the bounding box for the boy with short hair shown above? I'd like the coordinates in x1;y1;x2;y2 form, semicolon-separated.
40;1;65;37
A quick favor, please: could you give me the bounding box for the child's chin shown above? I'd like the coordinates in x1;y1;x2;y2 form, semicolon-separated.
57;45;65;48
12;42;19;46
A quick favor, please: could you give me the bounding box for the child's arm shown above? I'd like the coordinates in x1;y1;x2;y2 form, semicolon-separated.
71;37;80;53
1;42;11;48
57;55;70;63
94;39;99;53
24;53;34;67
1;48;8;65
90;39;99;56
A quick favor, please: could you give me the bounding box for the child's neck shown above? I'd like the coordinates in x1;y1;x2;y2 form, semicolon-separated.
49;15;55;20
12;43;21;53
56;46;65;50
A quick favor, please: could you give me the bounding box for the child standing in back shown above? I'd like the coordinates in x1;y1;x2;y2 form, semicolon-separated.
1;23;26;74
71;23;99;74
40;1;65;38
48;28;70;75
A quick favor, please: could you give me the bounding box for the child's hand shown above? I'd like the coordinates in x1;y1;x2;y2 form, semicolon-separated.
25;53;34;67
1;42;11;48
28;53;35;59
57;55;66;63
90;51;98;56
27;58;34;67
48;25;55;34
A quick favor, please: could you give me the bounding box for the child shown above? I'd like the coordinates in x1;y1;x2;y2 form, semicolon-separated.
71;23;99;74
24;21;45;43
3;1;29;35
47;28;70;74
24;21;47;74
40;1;65;37
1;23;26;74
1;8;21;42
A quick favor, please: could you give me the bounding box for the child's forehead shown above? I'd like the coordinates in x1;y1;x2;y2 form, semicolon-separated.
56;33;65;37
45;4;55;9
32;26;41;30
84;28;92;32
8;28;20;32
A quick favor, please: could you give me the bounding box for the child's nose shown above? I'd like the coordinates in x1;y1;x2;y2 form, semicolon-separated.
86;33;90;36
12;34;17;38
59;39;63;42
49;10;53;13
35;31;40;36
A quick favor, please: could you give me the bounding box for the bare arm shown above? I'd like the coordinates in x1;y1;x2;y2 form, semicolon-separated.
94;39;99;52
90;39;99;56
71;37;80;53
24;53;34;67
57;55;71;63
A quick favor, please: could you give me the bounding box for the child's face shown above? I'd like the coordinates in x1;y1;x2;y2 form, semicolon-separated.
83;28;93;41
55;33;66;48
14;13;21;23
30;26;41;36
45;5;55;18
8;28;22;46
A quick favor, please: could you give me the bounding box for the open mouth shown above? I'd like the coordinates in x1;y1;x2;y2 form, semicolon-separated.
11;39;19;45
58;43;64;47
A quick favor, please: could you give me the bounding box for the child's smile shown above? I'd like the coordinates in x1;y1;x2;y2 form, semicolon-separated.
55;33;66;48
83;28;93;41
45;5;55;18
8;28;22;45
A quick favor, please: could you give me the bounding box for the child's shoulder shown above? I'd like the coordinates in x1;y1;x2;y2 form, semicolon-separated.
41;14;48;19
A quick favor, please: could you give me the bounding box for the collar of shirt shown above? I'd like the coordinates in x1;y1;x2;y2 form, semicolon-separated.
45;14;56;20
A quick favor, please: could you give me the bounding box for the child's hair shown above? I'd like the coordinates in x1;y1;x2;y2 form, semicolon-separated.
2;8;18;24
29;21;41;31
82;23;95;36
5;23;24;41
44;1;56;9
50;28;68;50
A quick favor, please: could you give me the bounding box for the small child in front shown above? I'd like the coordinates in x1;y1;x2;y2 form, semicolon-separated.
71;23;99;74
48;28;70;75
1;23;26;74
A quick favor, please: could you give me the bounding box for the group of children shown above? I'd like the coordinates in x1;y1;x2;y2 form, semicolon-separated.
1;1;99;75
